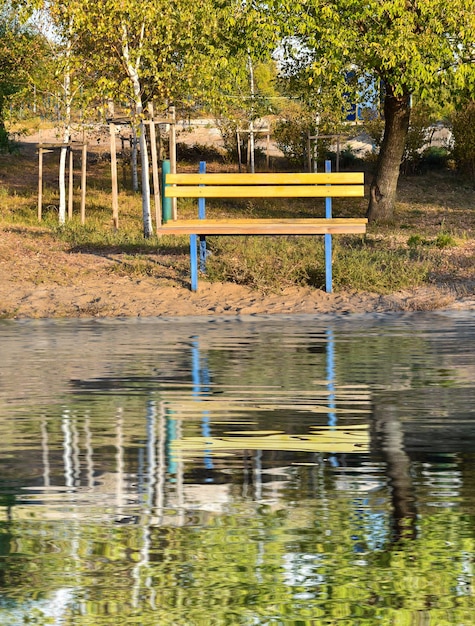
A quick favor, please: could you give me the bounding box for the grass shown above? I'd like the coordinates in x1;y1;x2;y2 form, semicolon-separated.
0;137;473;296
332;239;431;292
204;234;433;293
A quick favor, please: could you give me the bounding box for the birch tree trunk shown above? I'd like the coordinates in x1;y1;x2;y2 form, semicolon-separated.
58;22;73;225
248;55;255;173
131;125;139;193
121;22;153;238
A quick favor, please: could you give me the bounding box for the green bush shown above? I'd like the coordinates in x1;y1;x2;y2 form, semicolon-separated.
434;233;457;248
407;232;457;249
451;101;475;177
0;126;12;153
420;146;450;170
273;104;316;167
176;142;226;164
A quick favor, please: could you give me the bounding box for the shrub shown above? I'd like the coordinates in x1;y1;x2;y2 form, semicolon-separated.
420;146;450;171
335;145;362;169
434;233;457;248
273;102;316;167
176;142;226;164
451;101;475;178
401;106;433;175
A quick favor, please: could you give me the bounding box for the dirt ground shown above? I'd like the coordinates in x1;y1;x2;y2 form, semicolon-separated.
0;224;473;320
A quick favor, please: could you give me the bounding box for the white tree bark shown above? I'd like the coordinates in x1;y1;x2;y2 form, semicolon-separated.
121;22;153;238
59;22;73;225
248;54;255;173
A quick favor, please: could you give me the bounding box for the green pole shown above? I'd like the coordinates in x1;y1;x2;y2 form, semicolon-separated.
161;159;172;223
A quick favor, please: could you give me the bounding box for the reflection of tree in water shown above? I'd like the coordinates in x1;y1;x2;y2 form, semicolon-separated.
371;398;417;542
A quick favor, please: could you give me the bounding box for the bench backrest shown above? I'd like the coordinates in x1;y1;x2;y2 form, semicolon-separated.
165;172;364;199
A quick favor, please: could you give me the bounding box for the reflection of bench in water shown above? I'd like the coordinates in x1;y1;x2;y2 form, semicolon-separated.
166;330;370;463
171;426;369;457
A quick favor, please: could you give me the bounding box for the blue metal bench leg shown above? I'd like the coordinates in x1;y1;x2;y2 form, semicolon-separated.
190;234;198;291
325;233;332;293
325;160;333;293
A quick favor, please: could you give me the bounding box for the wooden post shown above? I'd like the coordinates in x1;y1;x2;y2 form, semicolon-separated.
68;146;74;220
109;123;119;230
38;146;43;221
307;133;312;172
169;106;177;220
148;102;162;230
246;133;250;171
81;143;87;224
236;131;242;173
266;133;270;170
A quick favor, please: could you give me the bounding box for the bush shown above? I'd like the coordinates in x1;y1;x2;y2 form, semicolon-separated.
407;232;457;249
334;145;362;169
176;142;226;164
451;102;475;178
273;103;316;167
401;106;433;175
0;125;11;153
361;110;384;153
420;146;450;170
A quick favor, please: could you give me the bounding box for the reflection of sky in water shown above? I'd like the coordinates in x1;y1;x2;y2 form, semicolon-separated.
0;312;473;623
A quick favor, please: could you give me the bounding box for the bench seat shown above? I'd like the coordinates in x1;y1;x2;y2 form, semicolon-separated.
158;217;367;236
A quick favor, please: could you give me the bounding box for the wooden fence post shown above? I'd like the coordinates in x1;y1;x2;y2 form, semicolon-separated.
68;146;74;220
81;143;87;224
38;146;43;221
148;102;162;231
169;106;177;220
109;123;119;230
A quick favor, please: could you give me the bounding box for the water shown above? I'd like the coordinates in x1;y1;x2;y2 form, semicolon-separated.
0;312;473;625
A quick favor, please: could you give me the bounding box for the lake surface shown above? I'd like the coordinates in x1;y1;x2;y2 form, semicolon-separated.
0;312;474;625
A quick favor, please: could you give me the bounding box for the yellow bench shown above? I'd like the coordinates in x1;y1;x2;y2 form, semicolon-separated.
159;169;367;291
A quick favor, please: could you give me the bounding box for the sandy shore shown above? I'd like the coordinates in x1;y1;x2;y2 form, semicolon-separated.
1;227;473;319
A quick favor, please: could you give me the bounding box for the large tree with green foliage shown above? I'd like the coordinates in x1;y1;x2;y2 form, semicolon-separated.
46;0;240;235
272;0;475;222
0;2;46;149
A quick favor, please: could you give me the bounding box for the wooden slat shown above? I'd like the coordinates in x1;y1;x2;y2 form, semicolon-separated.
166;172;364;185
162;218;367;225
165;184;364;198
158;218;367;236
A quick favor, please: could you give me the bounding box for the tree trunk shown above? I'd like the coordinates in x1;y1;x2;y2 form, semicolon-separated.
138;120;152;238
131;125;139;192
58;18;73;225
371;399;417;542
367;88;411;223
58;145;68;224
121;21;153;238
